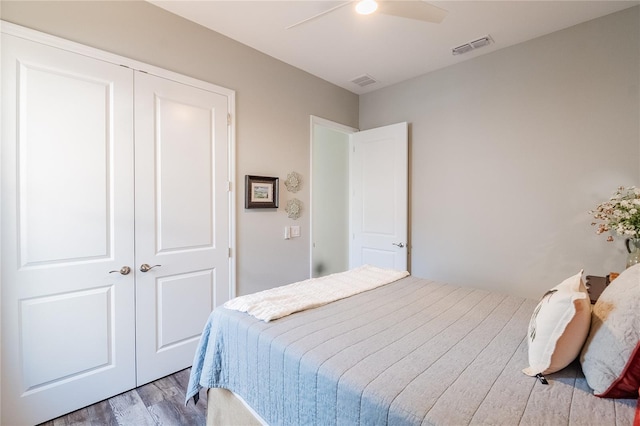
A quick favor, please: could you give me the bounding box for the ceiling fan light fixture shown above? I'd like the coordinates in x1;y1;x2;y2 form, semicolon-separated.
355;0;378;15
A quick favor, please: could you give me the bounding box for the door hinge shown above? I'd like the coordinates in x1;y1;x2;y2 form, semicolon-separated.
227;113;232;126
228;247;232;258
228;181;232;192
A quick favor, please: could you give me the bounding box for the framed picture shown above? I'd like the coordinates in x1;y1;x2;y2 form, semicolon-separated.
245;175;279;209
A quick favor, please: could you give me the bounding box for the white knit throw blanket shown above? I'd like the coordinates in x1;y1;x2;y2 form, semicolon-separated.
224;265;410;322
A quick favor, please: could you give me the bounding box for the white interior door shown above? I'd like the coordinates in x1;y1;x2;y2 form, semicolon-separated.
350;122;408;271
134;72;232;385
1;34;136;425
2;25;236;423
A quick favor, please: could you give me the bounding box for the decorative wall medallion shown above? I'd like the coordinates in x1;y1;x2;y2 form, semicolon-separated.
285;198;302;220
285;171;301;193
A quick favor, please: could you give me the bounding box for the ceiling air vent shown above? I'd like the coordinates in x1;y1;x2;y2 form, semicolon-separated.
452;35;493;56
351;74;378;88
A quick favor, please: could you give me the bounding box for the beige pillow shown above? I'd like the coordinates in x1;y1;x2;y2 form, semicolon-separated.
523;270;591;377
580;263;640;397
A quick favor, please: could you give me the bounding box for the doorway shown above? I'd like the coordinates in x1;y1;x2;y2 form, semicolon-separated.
310;117;409;278
310;117;356;278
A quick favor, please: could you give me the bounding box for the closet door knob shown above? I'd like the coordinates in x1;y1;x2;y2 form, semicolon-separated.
392;242;405;248
109;266;131;275
140;264;161;272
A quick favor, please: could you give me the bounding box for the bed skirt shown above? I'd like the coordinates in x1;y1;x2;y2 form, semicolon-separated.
206;388;263;426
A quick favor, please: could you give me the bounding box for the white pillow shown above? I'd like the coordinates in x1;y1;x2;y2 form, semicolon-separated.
580;263;640;397
523;270;591;377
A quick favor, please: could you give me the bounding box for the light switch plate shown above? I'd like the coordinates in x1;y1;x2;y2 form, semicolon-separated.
290;225;300;237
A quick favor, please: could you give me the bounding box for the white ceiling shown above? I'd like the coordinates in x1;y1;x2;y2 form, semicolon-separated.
149;0;639;95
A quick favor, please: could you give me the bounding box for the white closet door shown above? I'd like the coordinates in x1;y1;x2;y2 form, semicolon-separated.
1;35;136;425
134;72;232;385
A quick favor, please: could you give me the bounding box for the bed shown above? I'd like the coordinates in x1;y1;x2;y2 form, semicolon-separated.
186;266;640;425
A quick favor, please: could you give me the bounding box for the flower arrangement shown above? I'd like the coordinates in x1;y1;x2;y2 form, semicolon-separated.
590;186;640;241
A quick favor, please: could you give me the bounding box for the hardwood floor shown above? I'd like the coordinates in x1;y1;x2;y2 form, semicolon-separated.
38;368;208;426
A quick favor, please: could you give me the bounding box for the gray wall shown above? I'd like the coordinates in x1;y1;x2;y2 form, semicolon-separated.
360;7;640;299
0;1;359;296
3;2;639;301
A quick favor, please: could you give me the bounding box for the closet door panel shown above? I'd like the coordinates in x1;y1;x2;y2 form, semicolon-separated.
20;58;111;263
134;72;231;385
1;34;136;426
156;96;214;250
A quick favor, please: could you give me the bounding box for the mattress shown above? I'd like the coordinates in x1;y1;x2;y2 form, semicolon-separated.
187;275;638;425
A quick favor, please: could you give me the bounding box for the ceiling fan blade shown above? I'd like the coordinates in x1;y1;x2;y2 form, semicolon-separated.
378;1;447;24
286;1;352;30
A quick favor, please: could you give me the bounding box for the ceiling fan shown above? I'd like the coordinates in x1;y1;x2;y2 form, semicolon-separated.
286;0;448;29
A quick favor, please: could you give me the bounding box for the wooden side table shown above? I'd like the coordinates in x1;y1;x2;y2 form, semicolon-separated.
585;275;610;304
